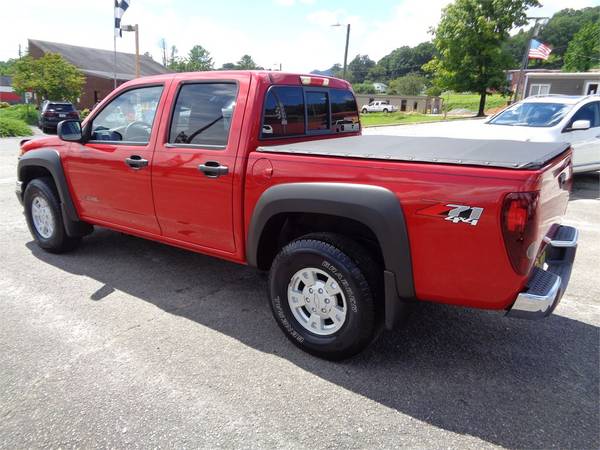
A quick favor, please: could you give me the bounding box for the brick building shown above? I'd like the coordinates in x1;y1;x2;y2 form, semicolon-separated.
28;39;169;109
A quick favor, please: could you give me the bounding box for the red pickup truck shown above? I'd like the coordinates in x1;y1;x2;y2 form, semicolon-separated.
16;71;578;359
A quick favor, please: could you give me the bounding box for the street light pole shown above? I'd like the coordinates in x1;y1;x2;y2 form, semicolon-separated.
332;23;351;80
121;24;140;78
343;23;350;80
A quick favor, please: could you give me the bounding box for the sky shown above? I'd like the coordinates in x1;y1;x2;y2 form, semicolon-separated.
1;0;599;72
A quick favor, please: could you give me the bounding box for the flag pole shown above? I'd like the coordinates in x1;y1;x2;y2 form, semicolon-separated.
514;39;531;103
113;33;117;89
512;17;549;102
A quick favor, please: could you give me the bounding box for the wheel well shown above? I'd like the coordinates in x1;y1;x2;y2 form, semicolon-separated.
255;212;384;271
20;166;54;191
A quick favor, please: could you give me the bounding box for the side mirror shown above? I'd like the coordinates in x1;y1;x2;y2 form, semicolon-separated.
566;119;591;132
57;120;82;142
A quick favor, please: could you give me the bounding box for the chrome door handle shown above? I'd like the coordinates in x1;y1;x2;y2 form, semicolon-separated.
198;161;228;178
124;155;148;169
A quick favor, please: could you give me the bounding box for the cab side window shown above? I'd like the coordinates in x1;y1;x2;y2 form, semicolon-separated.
169;83;238;147
570;102;600;128
262;87;305;138
91;85;163;143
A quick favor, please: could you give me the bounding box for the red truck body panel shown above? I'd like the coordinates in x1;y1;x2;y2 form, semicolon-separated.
19;71;572;312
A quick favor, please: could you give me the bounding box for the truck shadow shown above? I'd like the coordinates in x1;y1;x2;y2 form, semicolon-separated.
571;172;599;200
26;231;598;449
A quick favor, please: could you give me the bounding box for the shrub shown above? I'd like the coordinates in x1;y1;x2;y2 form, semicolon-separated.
0;117;32;137
80;108;90;120
0;104;39;125
0;101;10;109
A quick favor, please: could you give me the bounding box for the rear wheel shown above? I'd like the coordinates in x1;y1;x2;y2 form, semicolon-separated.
383;108;389;114
24;178;81;253
361;108;368;114
268;233;381;360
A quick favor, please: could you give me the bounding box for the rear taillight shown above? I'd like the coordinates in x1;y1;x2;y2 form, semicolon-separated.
44;111;57;117
68;111;79;118
501;192;540;275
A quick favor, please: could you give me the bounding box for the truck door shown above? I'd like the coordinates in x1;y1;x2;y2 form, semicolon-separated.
152;76;250;253
65;84;166;233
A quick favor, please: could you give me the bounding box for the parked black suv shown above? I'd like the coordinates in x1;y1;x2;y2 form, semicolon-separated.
38;101;79;133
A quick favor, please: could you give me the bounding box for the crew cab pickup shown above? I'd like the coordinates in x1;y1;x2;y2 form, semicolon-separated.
16;71;578;360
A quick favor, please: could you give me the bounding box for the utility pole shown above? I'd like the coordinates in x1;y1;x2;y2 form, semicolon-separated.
332;23;351;80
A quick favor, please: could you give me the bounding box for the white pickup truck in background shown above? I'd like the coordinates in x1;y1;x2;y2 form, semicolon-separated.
361;100;398;114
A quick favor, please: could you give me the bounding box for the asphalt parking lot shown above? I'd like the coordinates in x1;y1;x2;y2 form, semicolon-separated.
0;131;598;448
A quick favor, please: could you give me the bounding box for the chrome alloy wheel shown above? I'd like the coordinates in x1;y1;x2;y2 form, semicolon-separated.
31;195;55;239
287;267;347;336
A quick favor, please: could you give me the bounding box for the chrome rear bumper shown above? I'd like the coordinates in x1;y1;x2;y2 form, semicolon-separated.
507;225;578;320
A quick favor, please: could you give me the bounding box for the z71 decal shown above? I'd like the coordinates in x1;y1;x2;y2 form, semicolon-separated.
417;203;484;226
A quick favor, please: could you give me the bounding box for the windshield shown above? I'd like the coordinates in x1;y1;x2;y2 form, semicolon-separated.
489;102;571;127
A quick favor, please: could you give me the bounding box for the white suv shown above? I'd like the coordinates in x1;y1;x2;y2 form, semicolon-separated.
485;95;600;173
361;100;398;114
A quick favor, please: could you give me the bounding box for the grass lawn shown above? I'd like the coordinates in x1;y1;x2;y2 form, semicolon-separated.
442;93;508;113
360;112;462;127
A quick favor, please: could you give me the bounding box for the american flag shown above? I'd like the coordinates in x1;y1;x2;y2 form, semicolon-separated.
114;0;131;37
528;39;552;60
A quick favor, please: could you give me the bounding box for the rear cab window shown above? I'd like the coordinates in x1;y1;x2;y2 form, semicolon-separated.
261;85;359;139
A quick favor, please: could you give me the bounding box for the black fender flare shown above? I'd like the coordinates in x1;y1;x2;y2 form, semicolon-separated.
17;148;92;237
247;182;415;328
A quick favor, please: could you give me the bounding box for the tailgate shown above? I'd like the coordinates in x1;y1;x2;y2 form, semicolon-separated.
536;148;573;248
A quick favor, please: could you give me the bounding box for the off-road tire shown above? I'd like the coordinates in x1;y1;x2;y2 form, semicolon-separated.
268;232;382;360
23;177;81;253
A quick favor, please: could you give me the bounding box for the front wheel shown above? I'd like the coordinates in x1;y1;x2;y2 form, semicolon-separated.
382;108;389;114
268;233;380;360
24;177;81;253
361;108;368;114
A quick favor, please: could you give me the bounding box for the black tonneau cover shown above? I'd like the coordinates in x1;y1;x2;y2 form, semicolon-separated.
257;135;570;170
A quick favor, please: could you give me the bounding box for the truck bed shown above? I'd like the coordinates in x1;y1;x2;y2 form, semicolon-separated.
257;135;570;170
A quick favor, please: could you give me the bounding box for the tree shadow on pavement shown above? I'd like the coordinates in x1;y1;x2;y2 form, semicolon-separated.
26;230;599;449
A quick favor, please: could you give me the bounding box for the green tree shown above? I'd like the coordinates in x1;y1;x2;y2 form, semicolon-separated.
347;54;375;83
352;82;376;94
425;0;538;117
167;45;186;72
539;6;600;68
0;58;17;76
388;73;427;95
12;54;84;104
388;73;427;96
220;62;237;70
235;54;262;70
503;29;529;68
563;21;600;72
184;45;214;71
372;42;436;81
